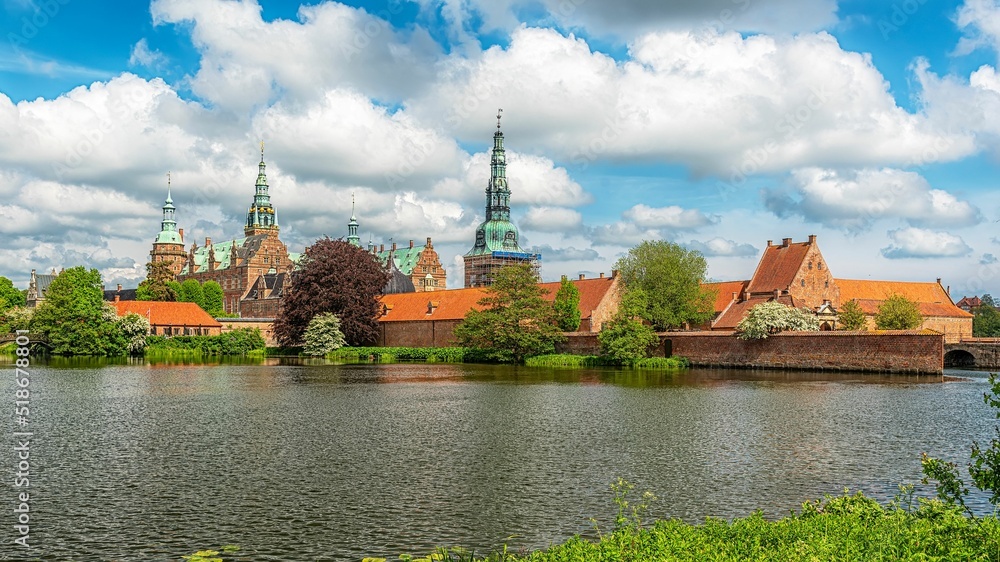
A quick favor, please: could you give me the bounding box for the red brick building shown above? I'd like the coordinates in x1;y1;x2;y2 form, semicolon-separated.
149;152;298;317
112;301;222;336
376;273;620;347
703;235;972;342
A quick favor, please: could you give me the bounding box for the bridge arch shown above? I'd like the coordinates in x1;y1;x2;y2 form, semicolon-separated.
945;349;976;368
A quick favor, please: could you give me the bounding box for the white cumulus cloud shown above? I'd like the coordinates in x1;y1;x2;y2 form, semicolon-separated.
880;228;973;259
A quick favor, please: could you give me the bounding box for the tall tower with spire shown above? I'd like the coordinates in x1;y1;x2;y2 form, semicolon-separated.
150;172;187;276
245;141;279;237
463;110;540;287
347;193;361;247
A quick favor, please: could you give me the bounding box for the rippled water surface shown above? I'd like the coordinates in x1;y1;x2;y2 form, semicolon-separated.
0;359;994;561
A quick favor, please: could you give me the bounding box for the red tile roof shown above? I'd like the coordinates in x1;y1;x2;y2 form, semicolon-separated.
112;301;222;327
702;280;749;313
836;279;971;318
538;277;617;318
379;287;487;322
956;296;982;309
745;241;810;294
712;294;799;330
378;277;617;323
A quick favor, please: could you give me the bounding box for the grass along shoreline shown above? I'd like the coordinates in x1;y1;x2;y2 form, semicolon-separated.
360;489;1000;562
322;347;689;369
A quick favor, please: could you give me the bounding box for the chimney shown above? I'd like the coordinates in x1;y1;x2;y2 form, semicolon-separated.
578;274;585;280
611;269;619;278
947;285;951;296
766;240;772;247
379;244;384;253
392;242;397;252
808;234;816;244
782;238;792;247
936;278;942;285
426;237;432;247
206;237;212;246
774;289;780;299
409;239;414;249
732;292;738;301
117;283;122;292
599;272;605;278
179;228;184;242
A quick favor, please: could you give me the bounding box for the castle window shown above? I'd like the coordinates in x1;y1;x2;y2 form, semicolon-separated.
818;263;823;270
825;281;829;288
808;262;813;270
801;279;806;287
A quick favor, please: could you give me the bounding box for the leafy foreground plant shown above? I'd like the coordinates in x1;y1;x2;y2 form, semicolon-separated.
922;371;1000;512
181;544;240;562
371;481;1000;562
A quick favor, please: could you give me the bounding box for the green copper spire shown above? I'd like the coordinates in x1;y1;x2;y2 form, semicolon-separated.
466;109;524;256
347;193;361;247
246;141;278;234
155;171;182;244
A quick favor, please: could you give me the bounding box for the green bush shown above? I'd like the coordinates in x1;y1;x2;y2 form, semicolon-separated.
327;346;470;363
145;328;265;355
380;488;1000;562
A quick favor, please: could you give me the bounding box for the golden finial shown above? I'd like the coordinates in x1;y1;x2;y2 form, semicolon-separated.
260;139;265;160
167;170;171;186
496;108;502;130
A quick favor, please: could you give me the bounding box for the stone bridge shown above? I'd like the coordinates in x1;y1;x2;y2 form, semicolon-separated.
0;334;50;348
945;339;1000;368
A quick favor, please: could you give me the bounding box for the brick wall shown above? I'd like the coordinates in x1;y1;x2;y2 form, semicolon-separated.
379;320;463;347
556;331;943;374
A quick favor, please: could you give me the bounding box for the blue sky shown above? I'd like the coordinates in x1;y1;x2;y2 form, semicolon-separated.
2;0;1000;297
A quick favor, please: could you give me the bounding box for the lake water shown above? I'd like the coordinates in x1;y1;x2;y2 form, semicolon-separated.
0;359;995;561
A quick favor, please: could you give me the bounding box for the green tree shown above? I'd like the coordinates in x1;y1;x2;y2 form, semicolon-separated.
274;237;390;346
874;294;922;330
554;276;581;332
0;306;33;334
975;306;1000;337
303;312;347;356
166;280;182;301
599;289;659;365
202;280;225;316
838;299;867;331
136;261;178;301
983;293;996;308
736;301;820;340
614;240;715;330
179;279;205;309
0;276;25;312
923;372;1000;511
454;264;565;363
31;267;124;355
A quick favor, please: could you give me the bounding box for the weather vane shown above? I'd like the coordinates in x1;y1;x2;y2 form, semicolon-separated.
260;139;265;159
496;108;502;131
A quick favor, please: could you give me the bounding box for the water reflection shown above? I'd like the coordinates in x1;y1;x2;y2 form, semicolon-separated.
0;360;991;561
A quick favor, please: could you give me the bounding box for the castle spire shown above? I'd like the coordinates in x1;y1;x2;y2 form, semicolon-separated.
246;141;279;236
486;108;510;222
347;192;361;247
154;172;182;244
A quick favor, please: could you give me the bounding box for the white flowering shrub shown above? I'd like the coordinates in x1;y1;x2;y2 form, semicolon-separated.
736;301;820;340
